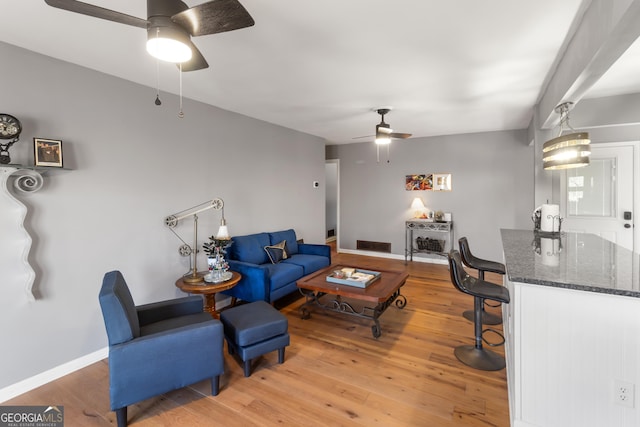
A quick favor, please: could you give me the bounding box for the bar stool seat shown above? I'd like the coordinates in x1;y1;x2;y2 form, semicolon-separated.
459;237;505;325
448;250;510;371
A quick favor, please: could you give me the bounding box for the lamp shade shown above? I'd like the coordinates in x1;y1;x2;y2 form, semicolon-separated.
542;132;591;170
411;197;425;210
543;102;591;170
216;216;230;240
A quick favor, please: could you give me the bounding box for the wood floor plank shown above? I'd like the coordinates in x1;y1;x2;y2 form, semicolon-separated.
5;251;509;426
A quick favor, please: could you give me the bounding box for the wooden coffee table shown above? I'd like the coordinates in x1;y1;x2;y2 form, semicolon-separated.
296;265;409;338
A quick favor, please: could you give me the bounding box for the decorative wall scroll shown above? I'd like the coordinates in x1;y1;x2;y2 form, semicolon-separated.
405;173;451;191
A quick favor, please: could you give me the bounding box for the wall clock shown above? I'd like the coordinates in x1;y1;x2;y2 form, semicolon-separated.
0;113;22;164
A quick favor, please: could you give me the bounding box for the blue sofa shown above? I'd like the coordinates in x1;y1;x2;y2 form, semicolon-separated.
222;229;331;303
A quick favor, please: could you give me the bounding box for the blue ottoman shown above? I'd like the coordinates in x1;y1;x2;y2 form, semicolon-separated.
220;301;290;377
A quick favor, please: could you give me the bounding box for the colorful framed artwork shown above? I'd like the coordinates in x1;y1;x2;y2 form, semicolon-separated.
433;173;452;191
405;174;433;191
34;138;63;167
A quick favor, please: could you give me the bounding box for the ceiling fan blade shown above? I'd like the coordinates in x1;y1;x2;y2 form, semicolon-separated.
352;135;374;139
172;0;255;37
44;0;148;28
178;41;209;71
390;132;412;139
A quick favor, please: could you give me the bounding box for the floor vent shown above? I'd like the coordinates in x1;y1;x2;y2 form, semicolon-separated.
357;240;391;253
327;228;336;238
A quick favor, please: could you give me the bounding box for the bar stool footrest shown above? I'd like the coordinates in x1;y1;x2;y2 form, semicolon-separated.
482;328;505;347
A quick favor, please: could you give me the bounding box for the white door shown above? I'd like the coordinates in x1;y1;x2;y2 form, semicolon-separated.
560;143;636;251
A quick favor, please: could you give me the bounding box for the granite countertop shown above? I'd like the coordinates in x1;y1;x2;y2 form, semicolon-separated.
501;229;640;298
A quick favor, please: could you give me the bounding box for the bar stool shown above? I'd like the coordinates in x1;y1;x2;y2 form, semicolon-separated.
458;237;505;325
447;250;510;371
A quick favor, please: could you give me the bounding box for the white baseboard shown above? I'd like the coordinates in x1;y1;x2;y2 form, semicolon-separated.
337;248;448;265
0;347;108;403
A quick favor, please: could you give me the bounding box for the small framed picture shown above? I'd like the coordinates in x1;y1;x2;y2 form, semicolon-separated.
433;173;452;191
34;138;63;167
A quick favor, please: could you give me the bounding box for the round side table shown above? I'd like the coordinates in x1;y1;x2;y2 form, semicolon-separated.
175;271;241;318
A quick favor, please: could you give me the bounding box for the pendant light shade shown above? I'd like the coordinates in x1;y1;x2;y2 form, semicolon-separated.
543;102;591;170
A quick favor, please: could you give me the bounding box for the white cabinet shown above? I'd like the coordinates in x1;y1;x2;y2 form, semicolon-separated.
504;278;640;427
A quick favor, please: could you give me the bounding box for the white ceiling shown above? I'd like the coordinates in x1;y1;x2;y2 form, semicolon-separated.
2;0;639;144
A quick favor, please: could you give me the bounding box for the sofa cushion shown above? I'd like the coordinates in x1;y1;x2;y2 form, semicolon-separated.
265;262;304;291
264;240;289;264
229;233;270;265
269;229;299;255
283;253;331;275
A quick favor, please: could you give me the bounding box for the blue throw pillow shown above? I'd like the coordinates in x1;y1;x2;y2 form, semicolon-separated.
264;240;288;264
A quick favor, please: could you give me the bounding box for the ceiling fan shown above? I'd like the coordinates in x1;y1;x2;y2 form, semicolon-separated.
373;108;412;145
44;0;255;72
354;108;412;163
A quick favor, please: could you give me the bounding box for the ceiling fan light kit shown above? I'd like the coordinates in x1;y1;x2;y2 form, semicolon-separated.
147;26;193;63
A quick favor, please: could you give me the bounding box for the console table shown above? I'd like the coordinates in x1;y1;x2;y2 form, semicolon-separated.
405;220;453;262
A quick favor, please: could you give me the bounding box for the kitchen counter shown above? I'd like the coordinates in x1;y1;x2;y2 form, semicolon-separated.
501;228;640;298
500;228;640;427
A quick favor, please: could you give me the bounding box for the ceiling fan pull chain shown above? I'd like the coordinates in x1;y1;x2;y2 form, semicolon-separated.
178;63;184;118
154;58;162;106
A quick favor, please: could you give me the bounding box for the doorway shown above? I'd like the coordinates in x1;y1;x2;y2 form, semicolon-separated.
560;142;638;252
325;160;339;249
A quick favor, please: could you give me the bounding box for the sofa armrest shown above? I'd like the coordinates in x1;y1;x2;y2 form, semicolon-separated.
224;260;271;303
298;243;331;261
137;296;203;327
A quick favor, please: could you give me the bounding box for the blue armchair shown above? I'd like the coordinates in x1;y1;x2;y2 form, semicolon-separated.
99;271;224;427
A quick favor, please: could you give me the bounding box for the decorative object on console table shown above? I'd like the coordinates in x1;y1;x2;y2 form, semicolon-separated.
34;138;63;167
410;197;427;218
165;198;229;284
0;113;22;164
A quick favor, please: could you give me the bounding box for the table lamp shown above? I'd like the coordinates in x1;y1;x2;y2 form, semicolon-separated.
165;198;229;284
411;197;426;218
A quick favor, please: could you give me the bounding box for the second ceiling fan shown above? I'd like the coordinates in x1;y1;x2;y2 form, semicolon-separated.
371;108;412;163
373;108;412;145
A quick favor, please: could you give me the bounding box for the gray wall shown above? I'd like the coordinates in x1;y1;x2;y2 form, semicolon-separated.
0;42;326;390
327;130;534;262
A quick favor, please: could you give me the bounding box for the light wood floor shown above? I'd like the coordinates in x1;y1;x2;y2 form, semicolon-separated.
6;250;509;426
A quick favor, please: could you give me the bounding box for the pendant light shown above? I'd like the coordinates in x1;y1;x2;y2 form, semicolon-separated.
542;102;591;170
